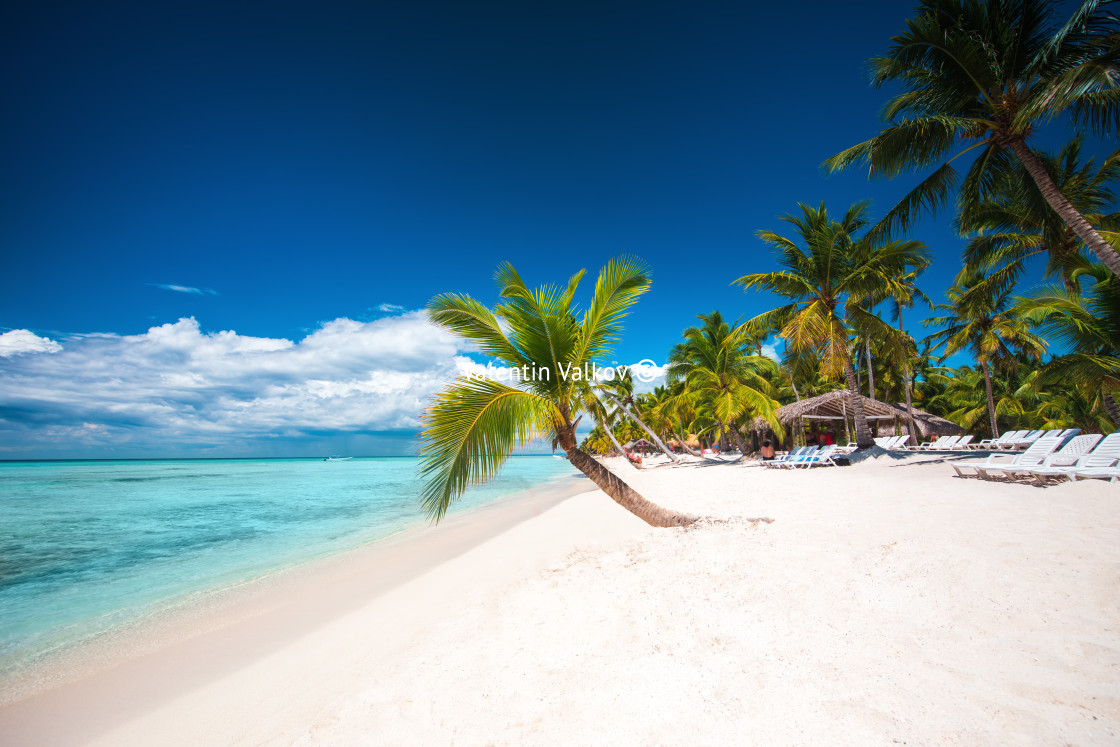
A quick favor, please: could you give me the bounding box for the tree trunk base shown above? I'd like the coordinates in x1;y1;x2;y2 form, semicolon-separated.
566;448;698;527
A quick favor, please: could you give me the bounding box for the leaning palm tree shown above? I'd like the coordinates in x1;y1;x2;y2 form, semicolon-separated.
597;369;679;461
1016;264;1120;425
924;277;1048;437
825;0;1120;277
666;311;783;455
419;258;696;527
961;138;1120;293
736;201;931;448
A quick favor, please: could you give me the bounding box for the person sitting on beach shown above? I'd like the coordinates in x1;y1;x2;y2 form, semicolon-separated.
626;451;642;466
759;440;776;460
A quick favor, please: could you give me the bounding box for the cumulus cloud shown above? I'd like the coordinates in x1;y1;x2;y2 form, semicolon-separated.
378;303;405;313
152;284;218;296
0;315;471;456
0;330;63;357
760;336;781;361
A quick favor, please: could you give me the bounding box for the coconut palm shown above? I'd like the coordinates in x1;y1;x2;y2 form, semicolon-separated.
824;0;1120;277
1016;263;1120;425
961;137;1120;292
666;311;783;455
596;369;679;461
923;277;1048;437
736;201;931;448
420;258;695;527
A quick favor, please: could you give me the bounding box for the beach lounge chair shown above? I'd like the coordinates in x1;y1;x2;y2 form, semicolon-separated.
1024;433;1120;485
949;436;1063;479
1010;430;1045;449
971;431;1017;450
911;435;948;451
793;444;839;468
775;447;819;470
980;434;1103;482
889;434;912;450
779;445;837;468
947;435;974;450
765;446;812;468
1072;467;1120;482
919;435;961;451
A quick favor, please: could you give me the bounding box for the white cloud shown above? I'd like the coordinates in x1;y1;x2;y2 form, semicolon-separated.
0;315;469;455
0;330;62;357
152;283;218;295
378;303;405;313
760;336;781;361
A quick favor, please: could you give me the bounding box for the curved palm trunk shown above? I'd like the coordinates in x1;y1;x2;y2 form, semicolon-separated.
1009;140;1120;278
865;340;876;400
557;427;696;527
844;359;874;448
980;360;999;438
670;426;701;457
601;392;680;462
1103;391;1120;427
600;418;640;470
727;422;750;458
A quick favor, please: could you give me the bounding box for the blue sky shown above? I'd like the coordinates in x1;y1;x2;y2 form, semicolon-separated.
0;0;1106;458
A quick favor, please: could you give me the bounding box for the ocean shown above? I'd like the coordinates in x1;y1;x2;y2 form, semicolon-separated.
0;455;577;677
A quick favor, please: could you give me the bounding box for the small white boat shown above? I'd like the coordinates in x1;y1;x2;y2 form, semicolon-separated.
323;456;353;461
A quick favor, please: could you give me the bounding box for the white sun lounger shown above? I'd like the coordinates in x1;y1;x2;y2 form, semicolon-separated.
971;431;1018;450
790;444;839;468
947;435;974;450
980;434;1103;482
1024;433;1120;485
765;446;813;468
950;437;1063;479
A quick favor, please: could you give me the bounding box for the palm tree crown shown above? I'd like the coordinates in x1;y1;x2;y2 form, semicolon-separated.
420;258;695;527
825;0;1120;277
736;201;930;447
923;276;1048;436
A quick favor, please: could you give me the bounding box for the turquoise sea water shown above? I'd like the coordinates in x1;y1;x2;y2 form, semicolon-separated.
0;456;577;676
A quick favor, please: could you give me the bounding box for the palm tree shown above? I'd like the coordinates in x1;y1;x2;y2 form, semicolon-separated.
825;0;1120;277
666;311;783;455
1016;264;1120;425
923;277;1047;437
420;258;695;528
736;201;930;448
961;138;1120;292
597;369;679;461
925;363;1046;435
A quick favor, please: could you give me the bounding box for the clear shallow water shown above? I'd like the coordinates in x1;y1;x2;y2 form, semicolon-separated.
0;456;576;675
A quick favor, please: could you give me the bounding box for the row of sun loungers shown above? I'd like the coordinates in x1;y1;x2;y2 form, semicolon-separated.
903;429;1080;452
764;444;839;469
950;432;1120;483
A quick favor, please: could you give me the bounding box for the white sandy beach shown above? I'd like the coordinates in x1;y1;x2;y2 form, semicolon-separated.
2;454;1118;745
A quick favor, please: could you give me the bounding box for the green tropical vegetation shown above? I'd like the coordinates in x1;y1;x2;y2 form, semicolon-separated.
420;0;1119;525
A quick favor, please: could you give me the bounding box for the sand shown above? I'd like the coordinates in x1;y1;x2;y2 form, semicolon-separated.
1;453;1118;745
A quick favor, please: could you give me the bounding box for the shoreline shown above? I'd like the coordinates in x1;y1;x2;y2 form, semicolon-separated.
0;470;595;719
3;455;1118;744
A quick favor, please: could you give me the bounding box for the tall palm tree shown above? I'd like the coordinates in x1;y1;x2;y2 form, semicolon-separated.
961;138;1120;292
923;278;1047;437
666;311;783;455
736;201;931;448
825;0;1120;277
1016;264;1120;425
420;258;695;528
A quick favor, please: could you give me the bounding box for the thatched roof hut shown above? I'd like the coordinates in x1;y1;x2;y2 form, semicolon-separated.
776;390;912;425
